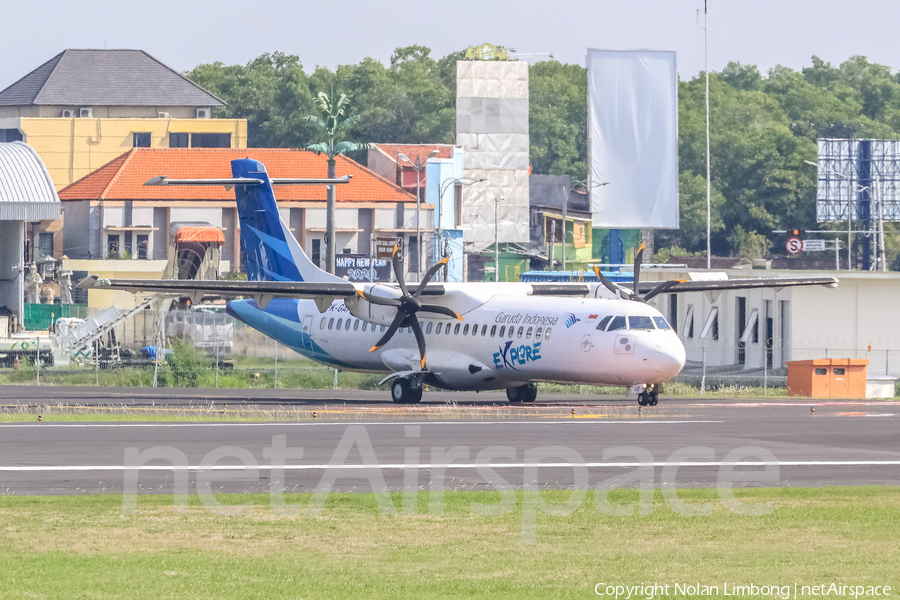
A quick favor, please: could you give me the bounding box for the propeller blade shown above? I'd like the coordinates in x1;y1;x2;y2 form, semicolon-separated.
414;256;449;297
410;317;427;370
632;241;645;297
357;289;401;307
369;310;406;352
641;279;687;302
391;243;409;297
593;266;626;299
420;304;463;320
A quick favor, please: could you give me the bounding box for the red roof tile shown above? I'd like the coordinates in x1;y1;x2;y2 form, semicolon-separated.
58;148;416;203
373;144;453;166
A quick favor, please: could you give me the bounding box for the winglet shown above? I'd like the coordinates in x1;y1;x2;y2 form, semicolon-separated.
638;241;646;253
420;354;426;370
438;256;449;265
369;345;381;353
455;312;464;321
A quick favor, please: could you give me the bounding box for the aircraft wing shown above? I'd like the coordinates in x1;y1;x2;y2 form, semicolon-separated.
635;275;839;295
77;275;358;310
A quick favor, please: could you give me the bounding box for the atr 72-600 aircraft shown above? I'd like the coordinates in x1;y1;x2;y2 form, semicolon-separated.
80;158;838;405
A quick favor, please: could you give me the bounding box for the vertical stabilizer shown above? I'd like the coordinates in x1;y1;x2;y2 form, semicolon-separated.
231;159;344;283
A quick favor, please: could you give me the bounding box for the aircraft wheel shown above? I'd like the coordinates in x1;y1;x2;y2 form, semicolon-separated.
637;392;649;406
392;378;412;404
506;387;523;403
521;383;538;403
409;385;423;404
649;392;659;406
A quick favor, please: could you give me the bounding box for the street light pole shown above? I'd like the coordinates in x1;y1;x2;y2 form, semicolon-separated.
399;150;439;282
438;177;485;281
560;179;609;272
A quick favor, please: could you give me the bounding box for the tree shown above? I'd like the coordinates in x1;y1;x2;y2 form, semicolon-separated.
304;92;369;274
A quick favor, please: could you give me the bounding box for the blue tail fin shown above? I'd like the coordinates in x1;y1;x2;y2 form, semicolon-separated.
232;158;344;283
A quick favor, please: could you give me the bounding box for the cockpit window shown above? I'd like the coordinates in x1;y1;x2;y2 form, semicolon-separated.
607;316;627;331
628;316;656;330
596;316;612;331
653;316;671;330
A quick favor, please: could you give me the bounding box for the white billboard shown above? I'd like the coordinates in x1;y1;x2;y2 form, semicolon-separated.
587;49;679;228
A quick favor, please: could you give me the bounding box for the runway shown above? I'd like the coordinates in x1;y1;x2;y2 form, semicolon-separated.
0;388;897;495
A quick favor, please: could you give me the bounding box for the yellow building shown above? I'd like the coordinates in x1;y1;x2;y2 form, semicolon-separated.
0;49;246;263
0;49;247;191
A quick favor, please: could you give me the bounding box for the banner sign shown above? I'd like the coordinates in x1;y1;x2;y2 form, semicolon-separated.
375;236;403;260
588;49;679;228
334;255;391;282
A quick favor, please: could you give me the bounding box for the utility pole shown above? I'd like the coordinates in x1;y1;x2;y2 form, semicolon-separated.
494;197;501;282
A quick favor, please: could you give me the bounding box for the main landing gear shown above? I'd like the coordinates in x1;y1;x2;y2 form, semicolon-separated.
506;383;537;404
637;383;659;406
391;377;423;404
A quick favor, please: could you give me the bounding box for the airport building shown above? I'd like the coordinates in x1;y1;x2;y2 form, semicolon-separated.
644;268;900;377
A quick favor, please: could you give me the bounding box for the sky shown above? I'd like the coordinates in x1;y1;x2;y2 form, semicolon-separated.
2;0;900;89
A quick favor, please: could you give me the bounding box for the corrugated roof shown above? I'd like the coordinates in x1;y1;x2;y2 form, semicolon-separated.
58;148;417;203
373;144;454;165
0;142;61;220
0;49;223;107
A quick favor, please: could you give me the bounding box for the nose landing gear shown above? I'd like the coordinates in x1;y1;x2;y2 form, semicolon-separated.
637;383;659;406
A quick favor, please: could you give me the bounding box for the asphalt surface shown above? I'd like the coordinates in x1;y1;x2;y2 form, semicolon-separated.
0;387;897;496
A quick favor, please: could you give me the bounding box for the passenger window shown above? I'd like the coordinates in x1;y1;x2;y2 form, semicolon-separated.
607;316;626;331
426;322;433;334
526;327;532;339
481;324;487;336
652;316;671;330
596;316;612;331
490;325;496;337
472;324;479;336
535;327;543;341
545;327;552;340
320;318;326;330
499;325;506;337
628;316;655;330
353;319;359;331
436;322;443;335
517;326;524;339
328;318;334;330
345;319;352;330
362;321;368;332
463;324;470;335
336;318;343;330
381;325;386;332
454;323;460;335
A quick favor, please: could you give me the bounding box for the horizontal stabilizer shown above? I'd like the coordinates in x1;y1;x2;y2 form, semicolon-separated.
144;175;352;187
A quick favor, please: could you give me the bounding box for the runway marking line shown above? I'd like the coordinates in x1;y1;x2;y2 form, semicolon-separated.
0;420;725;428
0;460;898;472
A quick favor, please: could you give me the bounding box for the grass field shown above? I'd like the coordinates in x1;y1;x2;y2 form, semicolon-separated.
0;488;896;599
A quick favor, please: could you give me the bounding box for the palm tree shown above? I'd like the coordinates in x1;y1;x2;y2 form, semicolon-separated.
305;92;368;274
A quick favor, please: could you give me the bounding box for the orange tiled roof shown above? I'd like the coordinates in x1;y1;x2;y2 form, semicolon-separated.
373;144;453;166
58;148;416;203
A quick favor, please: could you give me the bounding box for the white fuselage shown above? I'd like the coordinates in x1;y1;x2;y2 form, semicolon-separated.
228;283;686;392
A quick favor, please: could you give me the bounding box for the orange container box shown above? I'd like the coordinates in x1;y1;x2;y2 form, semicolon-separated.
786;359;868;398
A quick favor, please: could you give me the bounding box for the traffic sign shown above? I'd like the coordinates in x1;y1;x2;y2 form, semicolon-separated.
786;237;803;254
375;236;402;260
802;239;826;251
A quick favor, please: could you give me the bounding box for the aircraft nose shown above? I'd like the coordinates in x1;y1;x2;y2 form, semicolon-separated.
649;338;686;379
